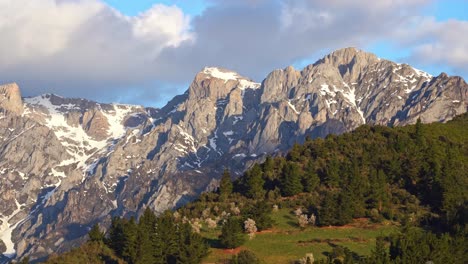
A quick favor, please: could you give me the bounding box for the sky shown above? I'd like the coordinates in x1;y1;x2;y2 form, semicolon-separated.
0;0;467;107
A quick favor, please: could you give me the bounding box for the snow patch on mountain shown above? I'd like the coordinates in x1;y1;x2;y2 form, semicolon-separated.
24;95;107;168
0;200;23;258
203;67;260;90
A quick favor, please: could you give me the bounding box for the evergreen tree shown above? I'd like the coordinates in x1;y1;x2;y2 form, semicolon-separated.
369;237;390;264
414;118;425;146
280;162;303;196
156;211;179;263
244;200;273;231
324;158;341;187
302;160;320;192
122;217;138;264
107;217;126;256
219;217;246;249
318;191;338;226
136;208;157;264
219;169;233;201
88;223;105;243
244;164;266;200
336;191;354;225
176;223;209;264
287;143;302;162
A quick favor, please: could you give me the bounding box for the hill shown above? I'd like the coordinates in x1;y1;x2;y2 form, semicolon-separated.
37;113;467;264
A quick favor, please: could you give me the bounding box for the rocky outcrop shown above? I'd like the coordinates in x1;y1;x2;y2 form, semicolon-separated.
1;48;467;262
0;83;23;116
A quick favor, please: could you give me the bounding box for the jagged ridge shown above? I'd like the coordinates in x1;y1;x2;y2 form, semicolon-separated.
0;47;467;262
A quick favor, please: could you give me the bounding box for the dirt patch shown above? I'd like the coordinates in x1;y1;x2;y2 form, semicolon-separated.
319;218;381;230
256;229;274;234
297;236;370;246
222;247;244;255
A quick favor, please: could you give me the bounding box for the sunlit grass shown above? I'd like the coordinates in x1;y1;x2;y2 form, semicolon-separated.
202;208;397;263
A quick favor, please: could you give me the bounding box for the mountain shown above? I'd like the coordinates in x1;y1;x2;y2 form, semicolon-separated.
0;47;466;262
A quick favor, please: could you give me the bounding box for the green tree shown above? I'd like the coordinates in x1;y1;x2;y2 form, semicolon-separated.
176;223;209;264
302;160;320;192
107;217;126;256
230;250;260;264
156;211;179;263
219;169;233;201
324;158;341;187
244;200;273;231
280;162;303;196
244;164;266;200
136;208;157;264
369;237;390;264
414;117;425;146
219;217;246;249
88;223;105;243
122;217;138;264
318;191;338;226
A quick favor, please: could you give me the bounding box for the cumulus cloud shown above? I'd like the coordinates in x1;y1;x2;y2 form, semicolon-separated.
154;0;433;82
394;17;468;76
0;0;191;104
0;0;465;106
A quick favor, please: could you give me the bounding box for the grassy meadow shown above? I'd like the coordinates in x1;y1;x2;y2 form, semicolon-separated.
201;208;397;263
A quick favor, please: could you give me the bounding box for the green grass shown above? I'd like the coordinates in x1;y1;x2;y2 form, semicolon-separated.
202;209;397;263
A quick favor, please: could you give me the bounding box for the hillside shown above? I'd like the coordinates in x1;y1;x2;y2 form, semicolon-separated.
1;47;467;261
37;113;468;264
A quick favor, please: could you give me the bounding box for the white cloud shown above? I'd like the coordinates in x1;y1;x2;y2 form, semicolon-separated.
394;17;468;74
0;0;466;105
153;0;435;83
0;0;192;103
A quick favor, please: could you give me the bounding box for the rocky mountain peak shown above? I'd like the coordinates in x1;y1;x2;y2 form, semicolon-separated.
1;48;467;262
316;47;380;82
188;67;260;101
0;83;23;116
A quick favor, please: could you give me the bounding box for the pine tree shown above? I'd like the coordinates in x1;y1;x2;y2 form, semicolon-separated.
414;117;425;147
318;191;338;226
219;169;233;201
122;217;138;264
324;158;341;187
280;162;303;196
302;160;319;192
370;237;390;264
136;208;157;264
287;143;302;162
107;217;126;257
219;217;246;249
156;211;179;263
244;164;266;200
336;191;354;225
88;223;105;243
176;223;209;264
244;201;273;231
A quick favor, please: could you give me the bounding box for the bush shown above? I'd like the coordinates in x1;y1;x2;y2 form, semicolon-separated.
230;250;260;264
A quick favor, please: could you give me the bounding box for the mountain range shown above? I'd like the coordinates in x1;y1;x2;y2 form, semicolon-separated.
0;47;466;262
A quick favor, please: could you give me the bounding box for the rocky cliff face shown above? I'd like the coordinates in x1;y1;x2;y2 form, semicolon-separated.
0;83;23;116
0;48;467;262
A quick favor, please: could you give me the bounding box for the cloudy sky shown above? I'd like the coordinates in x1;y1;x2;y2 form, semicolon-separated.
0;0;467;106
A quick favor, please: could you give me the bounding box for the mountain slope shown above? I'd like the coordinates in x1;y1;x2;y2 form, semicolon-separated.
0;47;467;262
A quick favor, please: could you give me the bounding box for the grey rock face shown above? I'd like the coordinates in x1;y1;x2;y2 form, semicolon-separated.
0;83;23;116
0;48;467;262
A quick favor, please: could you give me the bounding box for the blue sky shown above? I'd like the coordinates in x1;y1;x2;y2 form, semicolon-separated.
0;0;467;106
103;0;209;16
